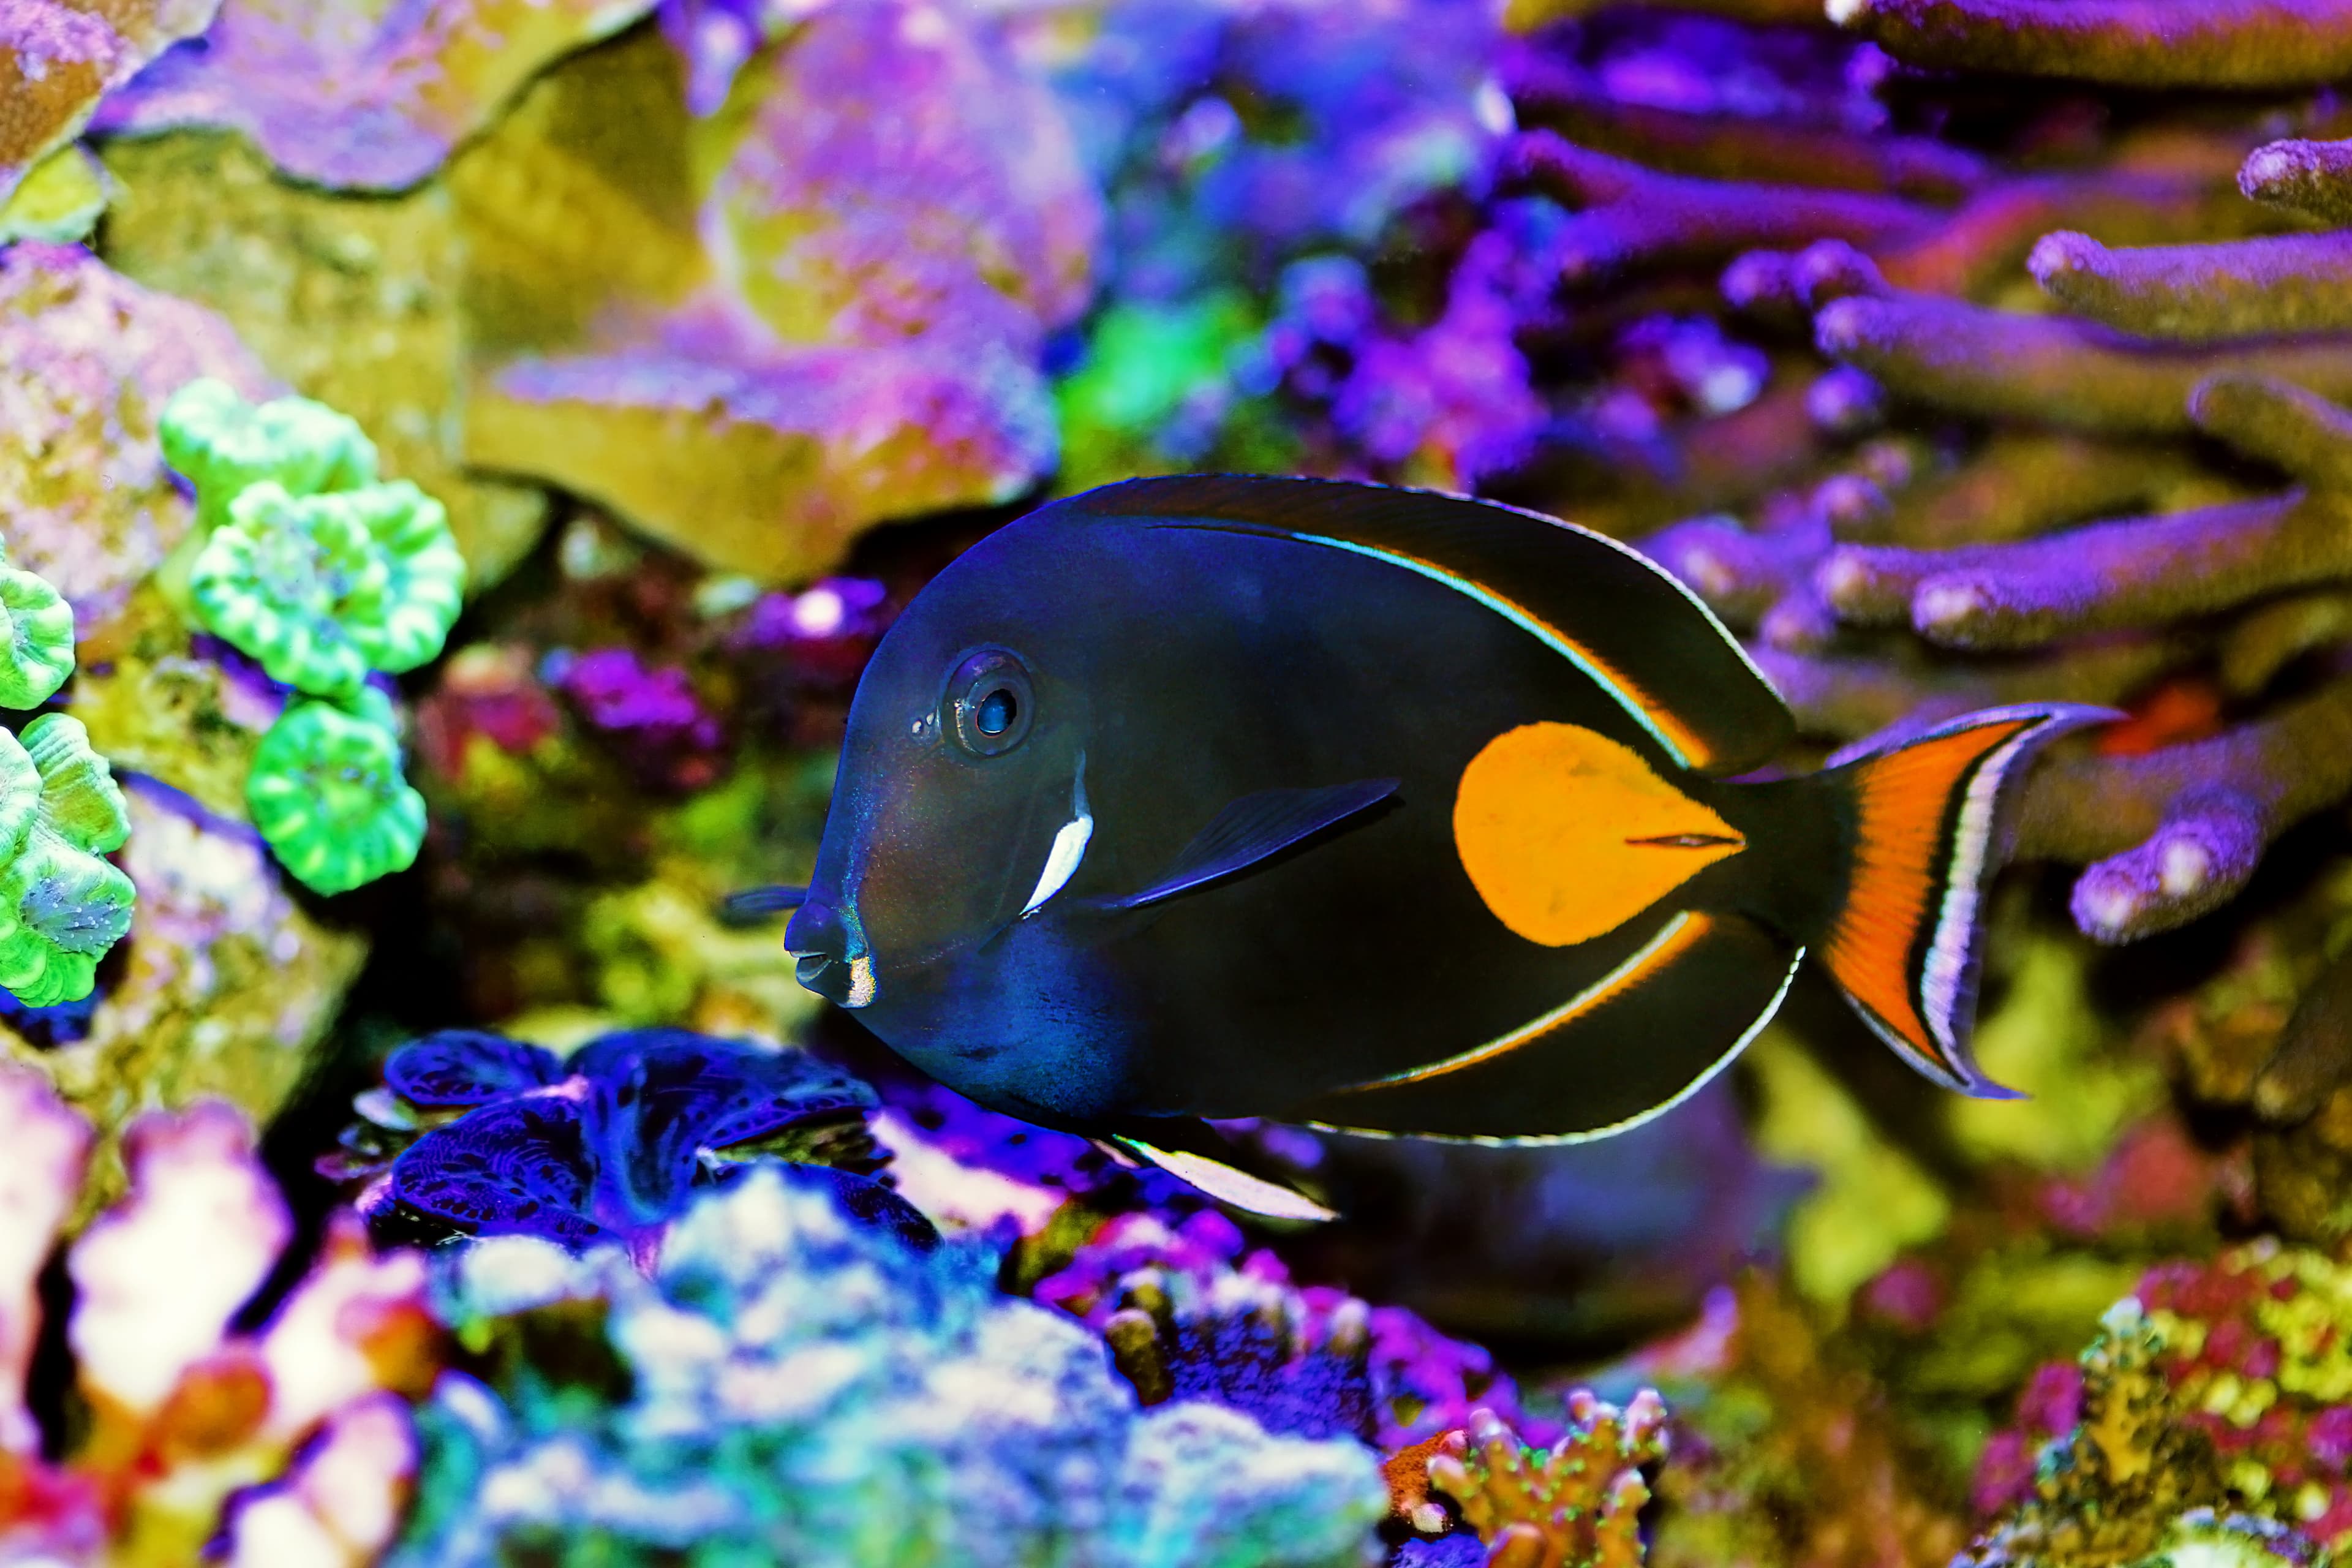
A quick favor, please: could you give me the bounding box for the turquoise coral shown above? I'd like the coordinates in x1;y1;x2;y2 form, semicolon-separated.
342;481;467;674
246;700;426;895
395;1166;1388;1568
0;527;137;1010
160;378;466;893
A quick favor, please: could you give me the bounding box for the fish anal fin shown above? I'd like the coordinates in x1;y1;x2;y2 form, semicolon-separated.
1819;704;2114;1095
1093;778;1399;912
1297;911;1800;1141
1110;1131;1337;1222
1455;722;1741;948
1054;474;1792;774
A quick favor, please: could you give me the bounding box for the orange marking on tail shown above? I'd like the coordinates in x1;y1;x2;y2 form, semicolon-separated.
1823;718;2034;1073
1455;723;1742;948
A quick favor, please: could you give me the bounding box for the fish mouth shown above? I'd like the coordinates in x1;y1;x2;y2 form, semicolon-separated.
783;897;876;1009
792;950;876;1009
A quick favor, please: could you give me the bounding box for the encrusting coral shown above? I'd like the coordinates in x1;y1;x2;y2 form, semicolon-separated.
0;0;218;210
92;0;654;193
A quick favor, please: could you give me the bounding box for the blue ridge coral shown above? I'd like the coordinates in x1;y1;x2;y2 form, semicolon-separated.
339;1025;883;1253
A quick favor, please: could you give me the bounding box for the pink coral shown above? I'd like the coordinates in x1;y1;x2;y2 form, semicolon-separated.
94;0;656;191
0;1072;436;1564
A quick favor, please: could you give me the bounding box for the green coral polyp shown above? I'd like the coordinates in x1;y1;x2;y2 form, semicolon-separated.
247;701;427;895
159;377;379;530
341;481;468;674
0;838;137;1006
160;381;465;895
0;641;136;1009
0;565;77;709
191;481;391;697
22;715;130;858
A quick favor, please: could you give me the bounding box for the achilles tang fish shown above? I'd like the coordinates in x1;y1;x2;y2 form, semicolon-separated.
778;477;2106;1215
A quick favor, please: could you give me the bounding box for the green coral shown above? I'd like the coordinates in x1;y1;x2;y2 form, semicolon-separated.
246;700;426;896
159;380;466;895
339;481;468;674
0;715;137;1007
190;481;391;696
0;563;77;709
159;378;378;532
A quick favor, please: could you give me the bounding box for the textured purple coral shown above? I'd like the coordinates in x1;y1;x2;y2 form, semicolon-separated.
1034;1208;1553;1450
548;646;723;787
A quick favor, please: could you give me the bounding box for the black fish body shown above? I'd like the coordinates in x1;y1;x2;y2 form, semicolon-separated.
782;477;2105;1189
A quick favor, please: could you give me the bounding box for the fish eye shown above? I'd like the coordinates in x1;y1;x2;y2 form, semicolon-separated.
943;647;1034;758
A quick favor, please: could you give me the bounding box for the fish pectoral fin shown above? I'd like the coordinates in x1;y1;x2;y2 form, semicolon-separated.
718;885;808;925
1090;778;1400;912
1109;1126;1338;1223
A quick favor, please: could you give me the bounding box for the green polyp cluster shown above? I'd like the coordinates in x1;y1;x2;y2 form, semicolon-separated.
192;481;390;696
246;699;427;897
159;378;377;532
164;379;469;699
160;380;468;896
0;715;136;1007
0;558;78;709
341;481;467;674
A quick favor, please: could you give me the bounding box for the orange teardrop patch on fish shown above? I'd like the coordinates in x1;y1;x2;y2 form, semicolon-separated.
1453;722;1744;948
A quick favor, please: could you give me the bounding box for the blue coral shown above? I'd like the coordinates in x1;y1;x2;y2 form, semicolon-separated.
393;1166;1388;1567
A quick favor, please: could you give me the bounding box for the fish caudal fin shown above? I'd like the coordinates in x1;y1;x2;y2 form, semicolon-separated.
1819;704;2114;1095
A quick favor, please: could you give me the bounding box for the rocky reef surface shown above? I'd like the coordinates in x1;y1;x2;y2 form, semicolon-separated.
13;0;2352;1563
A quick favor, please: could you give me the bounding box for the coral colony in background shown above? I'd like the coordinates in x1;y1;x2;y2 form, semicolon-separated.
21;0;2352;1563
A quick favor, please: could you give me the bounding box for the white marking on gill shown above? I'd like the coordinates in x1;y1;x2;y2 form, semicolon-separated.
844;954;876;1009
1020;751;1092;918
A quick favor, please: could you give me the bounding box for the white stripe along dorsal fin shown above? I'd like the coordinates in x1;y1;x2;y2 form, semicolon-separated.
1057;474;1792;776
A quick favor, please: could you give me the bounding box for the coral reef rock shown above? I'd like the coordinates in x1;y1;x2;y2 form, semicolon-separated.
0;239;270;633
93;0;655;192
453;12;1098;581
99;132;553;590
5;778;369;1205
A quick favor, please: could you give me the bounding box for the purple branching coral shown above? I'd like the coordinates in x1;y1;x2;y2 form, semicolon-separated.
1830;0;2352;91
1653;131;2352;957
1031;1208;1554;1453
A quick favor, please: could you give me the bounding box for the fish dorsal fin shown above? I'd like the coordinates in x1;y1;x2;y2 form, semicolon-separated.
1103;1128;1338;1222
719;886;808;925
1056;475;1792;776
1091;778;1400;911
